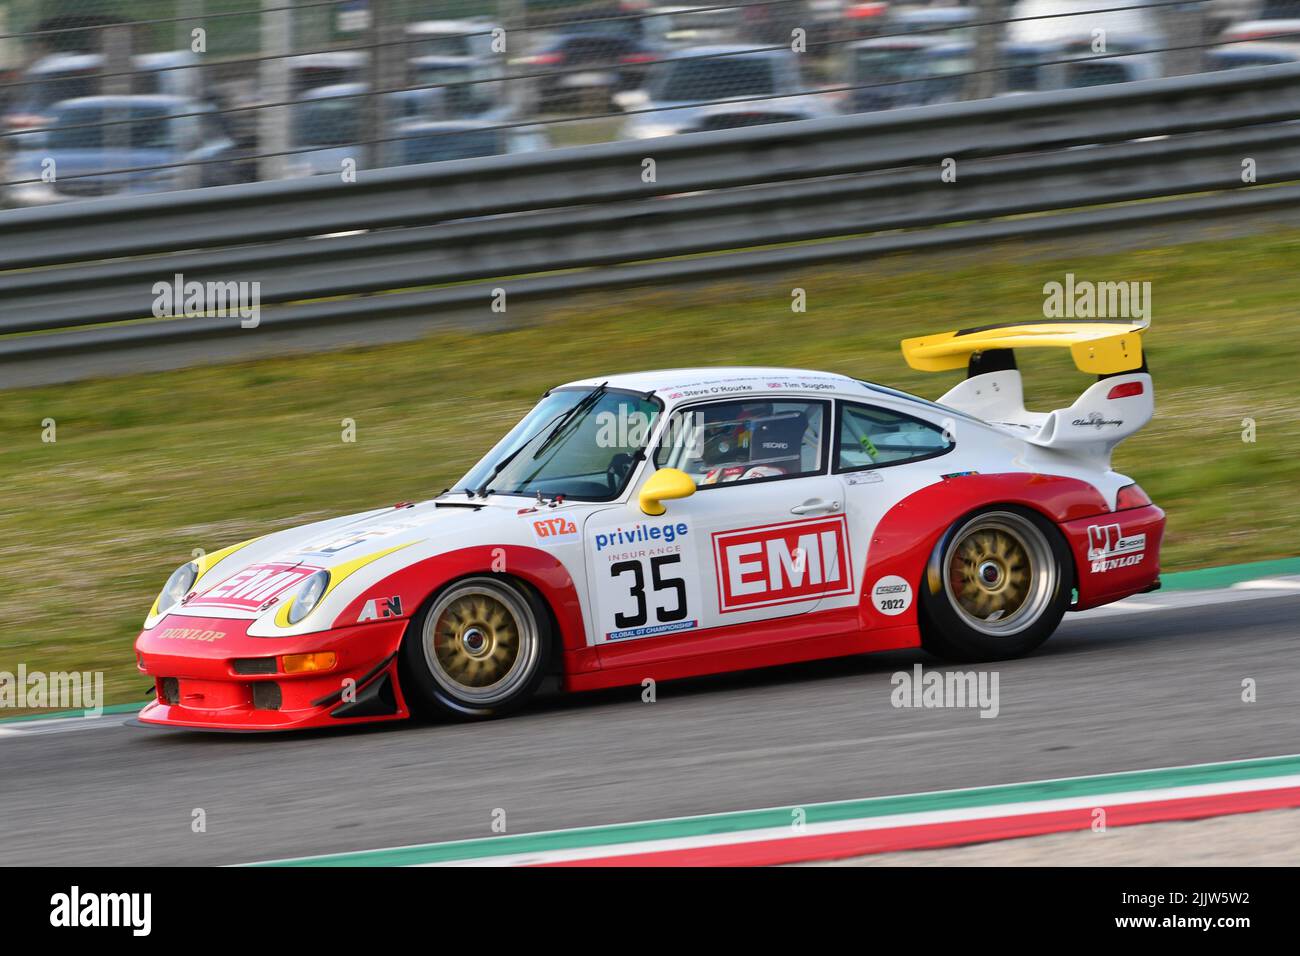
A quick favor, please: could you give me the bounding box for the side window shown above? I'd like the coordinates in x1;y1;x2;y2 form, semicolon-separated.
654;399;826;487
836;402;952;471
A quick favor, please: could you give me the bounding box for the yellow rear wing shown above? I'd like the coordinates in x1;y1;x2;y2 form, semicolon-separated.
901;319;1147;375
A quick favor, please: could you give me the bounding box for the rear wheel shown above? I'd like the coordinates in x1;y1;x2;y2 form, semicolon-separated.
399;576;553;719
919;507;1072;662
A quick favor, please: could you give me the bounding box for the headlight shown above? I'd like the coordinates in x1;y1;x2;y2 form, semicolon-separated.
156;562;198;615
287;570;330;625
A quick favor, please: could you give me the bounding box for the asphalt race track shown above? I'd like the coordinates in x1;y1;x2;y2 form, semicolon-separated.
2;592;1297;866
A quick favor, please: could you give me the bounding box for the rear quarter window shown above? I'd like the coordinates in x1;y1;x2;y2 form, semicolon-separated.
835;401;953;471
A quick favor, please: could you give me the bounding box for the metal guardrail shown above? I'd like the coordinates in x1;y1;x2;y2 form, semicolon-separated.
3;61;1300;379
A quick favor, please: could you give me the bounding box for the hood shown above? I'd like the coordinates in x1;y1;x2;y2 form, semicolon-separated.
153;495;589;631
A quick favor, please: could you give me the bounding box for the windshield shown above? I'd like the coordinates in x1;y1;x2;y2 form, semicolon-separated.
27;72;98;111
48;104;174;149
453;387;662;501
413;64;500;113
293;98;359;147
414;35;473;57
853;49;921;82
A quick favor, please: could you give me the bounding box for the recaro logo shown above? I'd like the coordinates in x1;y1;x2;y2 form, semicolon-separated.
713;515;853;612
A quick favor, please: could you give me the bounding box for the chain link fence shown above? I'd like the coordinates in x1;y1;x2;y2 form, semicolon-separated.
1;0;1298;207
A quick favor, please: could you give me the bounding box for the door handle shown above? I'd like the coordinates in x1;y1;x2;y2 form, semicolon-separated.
791;498;841;515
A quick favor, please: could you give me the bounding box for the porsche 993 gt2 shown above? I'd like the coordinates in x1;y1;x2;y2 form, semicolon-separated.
135;319;1163;729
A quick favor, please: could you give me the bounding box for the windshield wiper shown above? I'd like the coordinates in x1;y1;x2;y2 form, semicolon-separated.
473;383;608;499
473;441;529;499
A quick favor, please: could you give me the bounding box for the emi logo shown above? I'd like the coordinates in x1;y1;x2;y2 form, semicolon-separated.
713;515;853;612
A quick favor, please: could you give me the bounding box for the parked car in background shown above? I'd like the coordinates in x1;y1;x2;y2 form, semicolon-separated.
843;34;962;112
392;119;549;165
618;45;834;139
641;5;740;50
410;54;510;117
738;0;803;44
284;83;444;177
842;2;891;39
405;19;503;60
3;51;201;135
1048;35;1163;88
842;36;1065;113
5;95;248;205
1207;40;1300;68
1009;0;1165;47
285;51;369;98
887;5;975;40
514;22;664;110
1221;19;1300;44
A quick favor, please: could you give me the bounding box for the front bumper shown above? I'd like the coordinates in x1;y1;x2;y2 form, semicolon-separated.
134;614;409;731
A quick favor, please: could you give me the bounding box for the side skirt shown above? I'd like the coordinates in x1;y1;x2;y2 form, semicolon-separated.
565;609;919;692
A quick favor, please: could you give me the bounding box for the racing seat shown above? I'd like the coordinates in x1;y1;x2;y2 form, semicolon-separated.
748;412;807;473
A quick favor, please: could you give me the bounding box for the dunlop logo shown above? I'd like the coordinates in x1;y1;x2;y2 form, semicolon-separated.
158;627;225;643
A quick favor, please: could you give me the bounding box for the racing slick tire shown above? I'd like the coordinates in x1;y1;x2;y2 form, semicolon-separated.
919;506;1073;663
399;575;554;719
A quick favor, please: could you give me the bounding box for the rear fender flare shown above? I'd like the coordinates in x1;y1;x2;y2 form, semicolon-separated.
859;473;1107;629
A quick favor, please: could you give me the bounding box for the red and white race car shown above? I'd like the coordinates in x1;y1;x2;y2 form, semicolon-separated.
135;319;1164;730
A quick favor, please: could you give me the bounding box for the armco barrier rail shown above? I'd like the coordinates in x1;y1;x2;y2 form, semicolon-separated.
3;62;1300;382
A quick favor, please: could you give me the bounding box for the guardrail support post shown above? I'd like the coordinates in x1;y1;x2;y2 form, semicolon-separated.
969;0;1006;101
258;0;293;182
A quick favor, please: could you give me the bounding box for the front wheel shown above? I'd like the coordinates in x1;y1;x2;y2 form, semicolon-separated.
919;507;1073;662
399;576;553;719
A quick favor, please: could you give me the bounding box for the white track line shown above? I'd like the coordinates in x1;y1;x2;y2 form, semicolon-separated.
409;774;1300;866
0;712;136;738
1071;576;1300;619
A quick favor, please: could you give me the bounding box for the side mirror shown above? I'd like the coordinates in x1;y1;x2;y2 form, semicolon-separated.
638;467;696;516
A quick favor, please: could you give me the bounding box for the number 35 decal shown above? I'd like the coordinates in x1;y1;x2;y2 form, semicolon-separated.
589;517;702;643
611;555;688;628
603;554;700;641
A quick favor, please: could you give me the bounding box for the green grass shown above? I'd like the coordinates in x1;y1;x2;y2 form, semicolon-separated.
2;228;1299;712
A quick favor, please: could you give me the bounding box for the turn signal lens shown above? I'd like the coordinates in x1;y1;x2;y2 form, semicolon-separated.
281;652;337;674
1115;483;1152;510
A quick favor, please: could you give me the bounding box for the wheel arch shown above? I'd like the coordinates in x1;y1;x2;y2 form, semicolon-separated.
859;473;1104;630
920;501;1078;604
336;544;588;658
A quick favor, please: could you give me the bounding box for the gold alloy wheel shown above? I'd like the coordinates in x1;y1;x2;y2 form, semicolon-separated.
942;512;1056;637
433;594;520;688
949;528;1031;622
422;579;540;705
